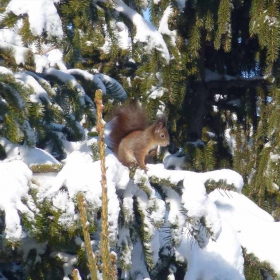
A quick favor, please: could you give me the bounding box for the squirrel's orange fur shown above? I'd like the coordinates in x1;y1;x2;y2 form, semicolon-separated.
109;104;169;170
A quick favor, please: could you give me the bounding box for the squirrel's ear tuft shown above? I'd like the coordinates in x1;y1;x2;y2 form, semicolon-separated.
155;121;163;132
154;114;167;132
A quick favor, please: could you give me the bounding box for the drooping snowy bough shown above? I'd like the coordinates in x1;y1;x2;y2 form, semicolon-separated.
2;140;279;279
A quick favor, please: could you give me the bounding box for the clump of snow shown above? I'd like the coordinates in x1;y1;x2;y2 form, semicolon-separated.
34;54;51;73
148;86;168;99
225;128;236;155
264;15;278;27
62;137;98;155
0;66;13;75
0;160;33;240
50;252;78;280
46;48;67;70
15;72;51;103
183;174;222;244
178;217;245;280
0;42;64;73
115;22;132;50
6;0;63;39
210;190;280;274
158;6;177;47
147;163;244;192
21;236;46;263
163;150;186;170
140;0;149;10
94;73;128;100
200;169;244;192
37;151;101;204
0;19;23;46
0;137;60;166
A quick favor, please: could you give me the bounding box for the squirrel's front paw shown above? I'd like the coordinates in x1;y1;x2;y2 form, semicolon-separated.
140;165;148;172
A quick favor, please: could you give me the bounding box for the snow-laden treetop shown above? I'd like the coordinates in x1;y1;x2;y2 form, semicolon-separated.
4;0;171;62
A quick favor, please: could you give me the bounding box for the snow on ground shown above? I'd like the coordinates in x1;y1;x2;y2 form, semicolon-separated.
0;137;280;278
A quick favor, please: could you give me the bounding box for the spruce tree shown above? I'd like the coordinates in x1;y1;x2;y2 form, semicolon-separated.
0;0;280;279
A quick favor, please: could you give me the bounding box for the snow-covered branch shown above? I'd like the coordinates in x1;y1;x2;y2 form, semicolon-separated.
111;0;170;63
205;69;267;89
6;0;63;39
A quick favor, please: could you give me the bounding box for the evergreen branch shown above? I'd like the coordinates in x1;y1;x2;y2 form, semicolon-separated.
214;0;232;52
204;179;238;194
117;230;133;270
0;246;23;263
134;196;155;270
149;176;183;189
29;164;63;173
187;218;210;248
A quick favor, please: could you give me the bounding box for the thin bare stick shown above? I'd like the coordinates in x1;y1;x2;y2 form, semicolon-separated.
77;193;98;280
94;89;111;280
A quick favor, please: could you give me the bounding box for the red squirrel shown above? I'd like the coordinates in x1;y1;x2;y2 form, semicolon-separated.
109;103;170;170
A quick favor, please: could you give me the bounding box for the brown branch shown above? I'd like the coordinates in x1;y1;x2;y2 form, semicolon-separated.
94;89;111;280
206;77;267;90
77;193;98;280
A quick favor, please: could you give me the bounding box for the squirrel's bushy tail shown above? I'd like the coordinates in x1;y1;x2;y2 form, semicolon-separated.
109;103;148;155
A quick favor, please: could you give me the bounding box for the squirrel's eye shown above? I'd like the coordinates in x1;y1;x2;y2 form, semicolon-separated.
160;133;165;138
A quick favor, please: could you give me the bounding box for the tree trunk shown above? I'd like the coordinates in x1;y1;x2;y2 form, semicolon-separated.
187;81;208;141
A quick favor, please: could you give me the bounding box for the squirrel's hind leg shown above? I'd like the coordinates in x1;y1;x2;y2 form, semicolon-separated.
134;150;148;171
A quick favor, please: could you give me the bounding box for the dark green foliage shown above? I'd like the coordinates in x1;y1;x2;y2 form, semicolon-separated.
0;71;82;155
25;247;65;280
30;164;63;173
205;179;237;194
182;141;219;172
0;73;33;145
90;142;100;161
243;248;279;280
